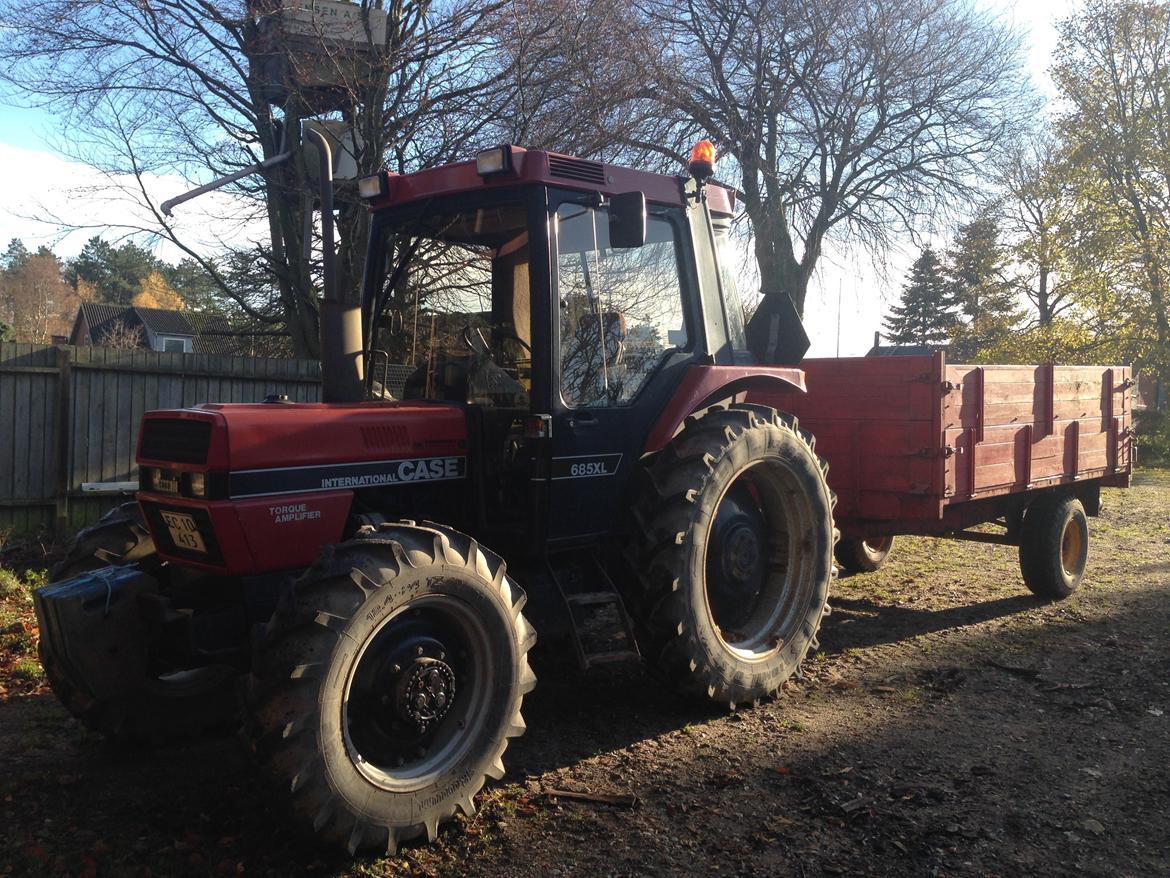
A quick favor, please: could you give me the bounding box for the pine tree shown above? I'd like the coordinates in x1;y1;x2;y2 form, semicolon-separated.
883;248;957;346
2;239;30;271
946;214;1022;317
946;213;1026;360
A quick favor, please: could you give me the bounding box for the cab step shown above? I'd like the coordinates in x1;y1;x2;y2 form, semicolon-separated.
546;553;641;671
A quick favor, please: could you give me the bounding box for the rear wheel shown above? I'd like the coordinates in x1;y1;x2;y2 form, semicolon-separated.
835;536;896;573
41;502;238;743
626;404;836;708
1019;494;1088;600
245;523;536;854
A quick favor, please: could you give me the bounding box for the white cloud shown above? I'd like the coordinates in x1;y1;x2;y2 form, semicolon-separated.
0;142;265;263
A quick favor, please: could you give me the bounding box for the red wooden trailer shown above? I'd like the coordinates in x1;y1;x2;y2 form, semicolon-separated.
751;353;1134;598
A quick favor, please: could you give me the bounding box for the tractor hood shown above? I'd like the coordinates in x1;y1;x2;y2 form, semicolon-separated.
137;400;468;479
134;400;470;576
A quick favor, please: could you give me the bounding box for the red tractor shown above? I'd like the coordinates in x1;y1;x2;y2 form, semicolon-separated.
35;141;839;853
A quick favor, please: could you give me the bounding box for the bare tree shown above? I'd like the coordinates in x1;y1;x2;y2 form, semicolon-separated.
630;0;1031;318
0;0;521;359
96;318;146;350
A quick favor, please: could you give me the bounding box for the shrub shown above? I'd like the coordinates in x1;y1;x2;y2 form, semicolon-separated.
1135;407;1170;466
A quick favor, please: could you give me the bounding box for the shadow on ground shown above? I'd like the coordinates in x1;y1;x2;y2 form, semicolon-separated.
2;493;1168;877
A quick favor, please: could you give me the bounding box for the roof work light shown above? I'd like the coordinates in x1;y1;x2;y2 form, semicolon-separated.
358;172;389;200
688;140;716;181
476;145;515;177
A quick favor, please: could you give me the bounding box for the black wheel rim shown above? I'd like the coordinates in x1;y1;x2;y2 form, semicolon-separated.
342;593;492;791
704;459;819;659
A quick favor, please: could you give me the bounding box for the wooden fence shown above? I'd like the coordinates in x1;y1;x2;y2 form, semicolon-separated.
0;342;322;536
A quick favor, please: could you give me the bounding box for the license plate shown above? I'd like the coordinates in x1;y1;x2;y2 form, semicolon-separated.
160;511;207;553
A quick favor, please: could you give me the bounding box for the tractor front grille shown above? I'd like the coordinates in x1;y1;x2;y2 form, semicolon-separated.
140;418;212;464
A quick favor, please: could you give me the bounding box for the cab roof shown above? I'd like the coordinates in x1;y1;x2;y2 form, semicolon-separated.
366;146;736;218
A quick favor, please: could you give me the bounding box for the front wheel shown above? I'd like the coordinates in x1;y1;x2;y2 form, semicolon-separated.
625;404;836;708
50;501;157;580
245;523;536;854
42;503;238;743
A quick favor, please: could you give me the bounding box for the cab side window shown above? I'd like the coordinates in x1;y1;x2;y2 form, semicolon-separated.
557;204;689;407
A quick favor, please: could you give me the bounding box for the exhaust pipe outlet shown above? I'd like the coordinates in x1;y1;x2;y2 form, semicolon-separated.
305;127;364;403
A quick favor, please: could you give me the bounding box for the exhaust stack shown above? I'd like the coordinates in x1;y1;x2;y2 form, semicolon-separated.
305;127;364;403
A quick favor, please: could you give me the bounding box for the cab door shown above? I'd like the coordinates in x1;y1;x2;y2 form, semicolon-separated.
543;198;699;543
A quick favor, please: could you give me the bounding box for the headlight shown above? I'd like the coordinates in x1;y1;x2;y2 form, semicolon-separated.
188;472;207;498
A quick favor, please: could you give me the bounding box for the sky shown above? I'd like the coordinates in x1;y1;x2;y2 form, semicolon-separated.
0;0;1079;356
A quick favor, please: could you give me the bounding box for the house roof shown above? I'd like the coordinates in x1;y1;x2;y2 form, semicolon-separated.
134;307;196;336
186;312;241;356
73;303;142;345
71;304;256;355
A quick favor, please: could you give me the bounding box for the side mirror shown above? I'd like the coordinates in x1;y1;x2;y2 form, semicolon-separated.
608;191;647;248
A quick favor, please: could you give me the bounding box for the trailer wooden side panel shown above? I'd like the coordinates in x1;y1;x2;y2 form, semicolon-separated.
749;354;1132;533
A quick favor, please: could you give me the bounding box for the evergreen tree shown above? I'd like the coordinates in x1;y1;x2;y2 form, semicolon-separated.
945;212;1025;360
65;236;163;306
2;238;30;271
883;248;957;346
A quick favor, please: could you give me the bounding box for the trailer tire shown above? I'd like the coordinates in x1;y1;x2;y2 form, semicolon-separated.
1019;494;1088;600
42;505;238;743
625;404;836;708
244;522;536;855
835;536;896;573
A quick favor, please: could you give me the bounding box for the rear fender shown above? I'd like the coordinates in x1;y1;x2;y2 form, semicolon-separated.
643;364;806;454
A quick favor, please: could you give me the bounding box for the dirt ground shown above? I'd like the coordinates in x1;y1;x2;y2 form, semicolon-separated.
1;471;1168;878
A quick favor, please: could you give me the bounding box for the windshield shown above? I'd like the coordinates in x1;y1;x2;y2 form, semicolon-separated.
366;202;532;408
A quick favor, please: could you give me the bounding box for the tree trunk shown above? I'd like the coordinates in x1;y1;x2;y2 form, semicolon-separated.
1037;265;1051;325
741;187;811;318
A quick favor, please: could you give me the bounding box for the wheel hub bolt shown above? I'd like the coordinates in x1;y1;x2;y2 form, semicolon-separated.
398;656;456;731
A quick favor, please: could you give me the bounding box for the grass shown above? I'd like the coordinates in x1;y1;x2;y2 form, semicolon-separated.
0;566;48;698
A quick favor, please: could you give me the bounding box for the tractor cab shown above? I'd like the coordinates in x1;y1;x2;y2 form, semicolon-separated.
356;145;770;550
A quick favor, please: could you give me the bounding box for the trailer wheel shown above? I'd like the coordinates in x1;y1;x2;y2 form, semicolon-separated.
1019;495;1089;600
245;523;536;855
834;536;896;573
42;503;238;743
626;404;836;708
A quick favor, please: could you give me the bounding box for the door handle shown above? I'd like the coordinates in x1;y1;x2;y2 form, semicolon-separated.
568;413;598;430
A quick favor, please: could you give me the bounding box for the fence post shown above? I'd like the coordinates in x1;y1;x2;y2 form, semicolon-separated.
54;345;73;532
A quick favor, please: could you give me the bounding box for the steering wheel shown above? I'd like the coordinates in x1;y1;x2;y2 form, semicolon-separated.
495;328;532;358
461;323;533;360
461;323;492;356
